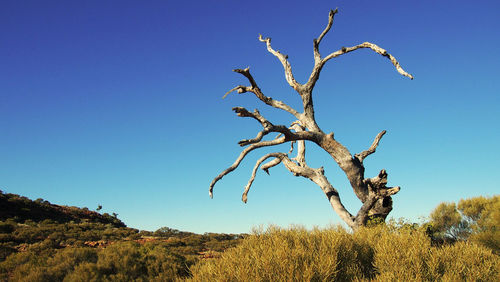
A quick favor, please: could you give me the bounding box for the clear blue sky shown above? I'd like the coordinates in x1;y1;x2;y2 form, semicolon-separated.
1;0;499;234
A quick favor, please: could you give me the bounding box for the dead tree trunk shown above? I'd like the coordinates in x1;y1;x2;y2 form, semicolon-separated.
210;9;412;231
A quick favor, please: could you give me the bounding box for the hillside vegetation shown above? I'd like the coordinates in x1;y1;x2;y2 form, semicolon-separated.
1;191;498;281
0;191;125;227
0;191;243;281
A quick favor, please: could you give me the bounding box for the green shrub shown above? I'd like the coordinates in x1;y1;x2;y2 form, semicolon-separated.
429;195;500;254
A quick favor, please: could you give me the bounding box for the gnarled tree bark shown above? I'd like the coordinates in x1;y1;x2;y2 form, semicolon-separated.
210;9;412;230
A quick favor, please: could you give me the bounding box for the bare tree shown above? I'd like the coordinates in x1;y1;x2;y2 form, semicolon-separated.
209;9;413;230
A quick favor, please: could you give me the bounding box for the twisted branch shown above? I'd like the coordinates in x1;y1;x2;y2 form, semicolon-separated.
314;8;338;62
223;68;301;119
323;42;414;79
242;153;286;203
209;137;287;198
306;10;413;90
261;157;282;175
258;35;302;91
280;157;357;229
232;106;319;145
210;111;319;198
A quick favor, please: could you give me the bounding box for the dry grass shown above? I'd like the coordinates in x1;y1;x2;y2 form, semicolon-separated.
188;225;500;281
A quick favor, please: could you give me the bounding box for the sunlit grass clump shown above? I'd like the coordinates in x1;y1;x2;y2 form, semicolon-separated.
189;225;500;281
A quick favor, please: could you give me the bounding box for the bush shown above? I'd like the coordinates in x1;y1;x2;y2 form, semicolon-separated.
65;241;190;281
365;226;432;280
0;242;192;281
189;225;375;281
429;195;500;254
426;242;500;281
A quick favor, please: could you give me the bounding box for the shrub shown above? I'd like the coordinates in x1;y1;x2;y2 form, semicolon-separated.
64;242;191;281
366;226;432;280
429;195;500;254
426;241;500;281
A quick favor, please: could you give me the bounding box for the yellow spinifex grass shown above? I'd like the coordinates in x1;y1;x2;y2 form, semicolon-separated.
188;225;500;282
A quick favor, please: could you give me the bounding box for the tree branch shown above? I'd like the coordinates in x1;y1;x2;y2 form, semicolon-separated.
232;107;320;146
323;42;414;79
238;130;269;147
232;107;271;146
313;8;338;62
290;123;306;166
222;85;250;99
209;137;287;198
355;130;386;163
242;153;286;203
261;157;282;175
224;67;302;119
242;150;358;231
232;107;271;127
288;140;295;154
279;157;356;229
258;35;302;91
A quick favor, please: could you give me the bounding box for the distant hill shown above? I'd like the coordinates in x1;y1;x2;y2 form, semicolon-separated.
0;190;244;281
0;190;125;227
